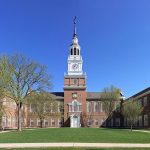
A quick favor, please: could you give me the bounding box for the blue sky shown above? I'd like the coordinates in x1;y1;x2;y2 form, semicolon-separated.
0;0;150;97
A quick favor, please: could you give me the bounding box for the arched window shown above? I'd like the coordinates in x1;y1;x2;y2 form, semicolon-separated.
74;48;76;55
68;100;82;112
77;49;79;55
71;49;73;55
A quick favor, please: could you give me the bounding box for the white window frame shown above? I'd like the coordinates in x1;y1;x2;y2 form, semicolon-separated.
68;100;82;112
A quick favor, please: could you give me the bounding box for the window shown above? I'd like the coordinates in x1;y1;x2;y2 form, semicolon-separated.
74;48;76;55
144;115;148;126
139;116;142;127
45;119;48;127
143;97;147;107
7;116;11;127
115;118;120;127
87;101;92;112
94;101;100;112
77;49;79;55
101;102;105;112
30;119;34;127
124;118;127;127
37;119;41;127
2;116;6;127
71;48;73;55
111;119;113;127
58;119;61;127
69;100;81;112
74;79;77;85
30;104;37;112
51;119;55;127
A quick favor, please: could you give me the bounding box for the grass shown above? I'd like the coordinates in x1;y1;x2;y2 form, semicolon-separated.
0;128;150;143
1;148;150;150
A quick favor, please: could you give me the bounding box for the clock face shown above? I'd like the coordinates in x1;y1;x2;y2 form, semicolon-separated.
72;63;78;70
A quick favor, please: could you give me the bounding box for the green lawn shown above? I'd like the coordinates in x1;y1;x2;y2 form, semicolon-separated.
0;128;150;143
1;148;150;150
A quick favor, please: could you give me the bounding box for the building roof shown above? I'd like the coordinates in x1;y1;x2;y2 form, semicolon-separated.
87;92;102;100
51;92;103;100
51;92;64;100
51;91;123;101
128;87;150;99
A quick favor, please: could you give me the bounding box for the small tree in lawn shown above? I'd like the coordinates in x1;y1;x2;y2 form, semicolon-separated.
122;99;142;131
26;92;61;128
0;53;52;131
101;85;121;125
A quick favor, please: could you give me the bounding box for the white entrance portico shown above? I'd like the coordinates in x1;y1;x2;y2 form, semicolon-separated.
70;115;80;128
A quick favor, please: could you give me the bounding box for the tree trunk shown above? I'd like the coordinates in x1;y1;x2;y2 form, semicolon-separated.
17;102;22;131
40;119;43;128
130;124;133;131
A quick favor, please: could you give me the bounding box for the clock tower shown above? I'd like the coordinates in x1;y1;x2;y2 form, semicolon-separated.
64;17;87;127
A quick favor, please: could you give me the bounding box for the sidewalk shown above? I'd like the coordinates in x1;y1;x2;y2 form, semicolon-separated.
0;143;150;148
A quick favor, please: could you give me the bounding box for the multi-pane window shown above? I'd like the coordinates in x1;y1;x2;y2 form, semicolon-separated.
30;119;34;127
69;100;81;112
2;116;6;127
101;102;105;112
94;101;100;112
139;116;142;127
73;79;78;85
51;119;55;127
87;101;92;112
44;119;48;127
30;104;37;112
7;116;11;127
115;118;120;127
143;97;147;107
37;119;41;127
144;115;148;126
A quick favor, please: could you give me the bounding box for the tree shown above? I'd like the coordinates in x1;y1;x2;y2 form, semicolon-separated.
26;92;62;128
0;53;52;131
122;99;142;131
101;85;121;124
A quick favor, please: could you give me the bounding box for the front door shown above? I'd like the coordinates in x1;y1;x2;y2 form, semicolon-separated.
71;115;80;128
73;116;78;127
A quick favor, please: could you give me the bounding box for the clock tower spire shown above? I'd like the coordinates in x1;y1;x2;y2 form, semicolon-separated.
67;17;84;75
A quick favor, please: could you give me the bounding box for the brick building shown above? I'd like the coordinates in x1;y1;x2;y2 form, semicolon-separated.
1;19;150;129
124;87;150;128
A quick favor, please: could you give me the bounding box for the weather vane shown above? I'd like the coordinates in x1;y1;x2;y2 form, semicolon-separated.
74;16;77;36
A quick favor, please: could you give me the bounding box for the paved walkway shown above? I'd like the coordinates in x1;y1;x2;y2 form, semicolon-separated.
0;143;150;148
133;130;150;133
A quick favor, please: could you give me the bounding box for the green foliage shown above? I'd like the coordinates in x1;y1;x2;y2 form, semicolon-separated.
122;98;142;131
26;92;63;128
101;85;121;117
0;53;52;131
